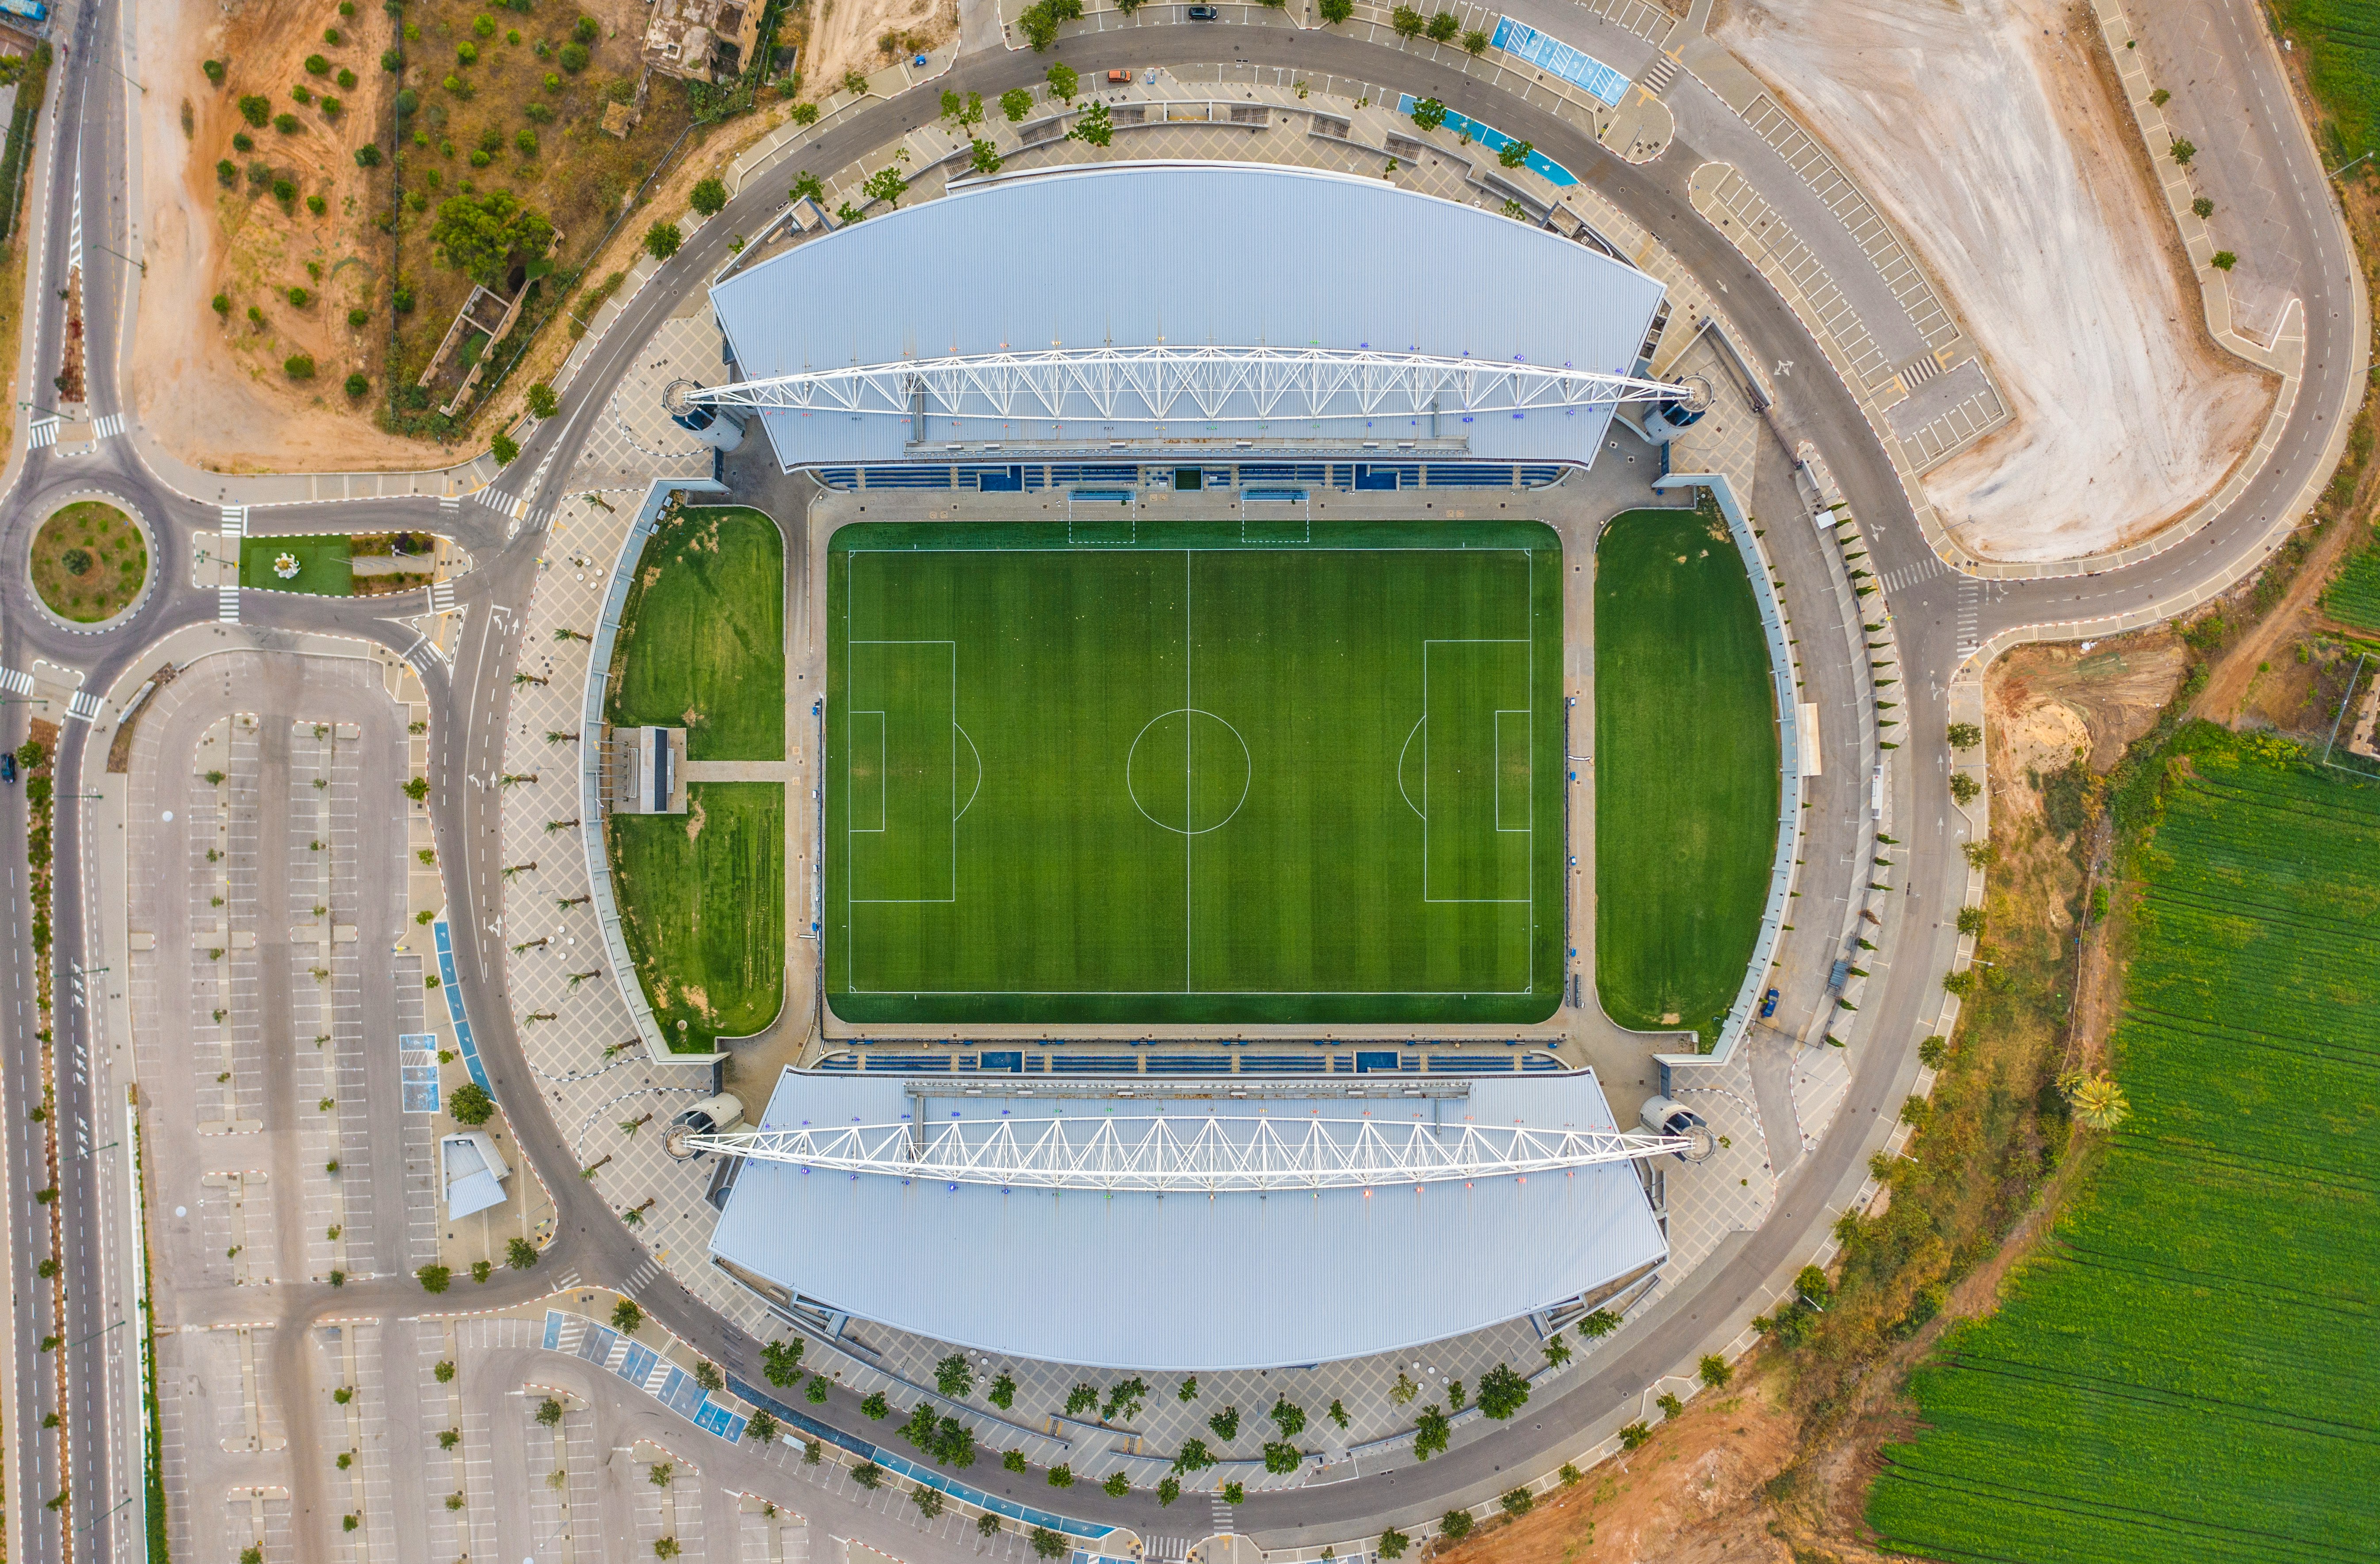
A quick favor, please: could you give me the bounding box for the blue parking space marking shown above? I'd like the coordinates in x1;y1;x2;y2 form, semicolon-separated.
539;1313;754;1446
1491;17;1631;107
619;1343;659;1386
1395;98;1577;185
430;922;494;1093
399;1032;443;1113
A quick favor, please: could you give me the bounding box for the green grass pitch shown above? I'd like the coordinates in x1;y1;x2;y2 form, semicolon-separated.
608;782;786;1048
605;506;784;761
825;519;1567;1024
1593;507;1779;1045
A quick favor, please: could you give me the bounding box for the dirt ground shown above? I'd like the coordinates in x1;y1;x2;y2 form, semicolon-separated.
1989;634;2189;782
1715;0;2273;564
800;0;956;100
134;0;432;471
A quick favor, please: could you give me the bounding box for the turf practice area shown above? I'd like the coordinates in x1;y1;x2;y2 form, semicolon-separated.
608;782;786;1048
826;520;1566;1023
605;506;784;761
1593;507;1778;1044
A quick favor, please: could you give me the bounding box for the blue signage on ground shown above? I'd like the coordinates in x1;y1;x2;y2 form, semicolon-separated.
1396;97;1578;186
1490;17;1632;107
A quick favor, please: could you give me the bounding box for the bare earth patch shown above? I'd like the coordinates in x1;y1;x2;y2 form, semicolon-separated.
1717;0;2273;563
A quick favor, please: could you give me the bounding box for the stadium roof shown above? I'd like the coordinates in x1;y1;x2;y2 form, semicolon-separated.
709;1070;1669;1372
707;161;1668;467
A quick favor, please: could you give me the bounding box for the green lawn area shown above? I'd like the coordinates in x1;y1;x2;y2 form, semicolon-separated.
1593;506;1778;1045
240;534;352;595
606;506;784;761
608;782;785;1049
825;519;1565;1025
1867;732;2380;1563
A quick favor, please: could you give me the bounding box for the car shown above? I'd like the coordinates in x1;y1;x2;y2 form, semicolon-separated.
1187;4;1219;17
0;753;15;784
1760;987;1780;1019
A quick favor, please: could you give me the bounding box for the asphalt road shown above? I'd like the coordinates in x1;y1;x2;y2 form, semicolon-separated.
0;1;2357;1560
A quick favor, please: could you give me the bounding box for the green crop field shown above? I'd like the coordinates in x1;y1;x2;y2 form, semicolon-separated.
2275;0;2380;166
2320;530;2380;631
608;782;785;1048
606;506;784;761
825;519;1566;1024
1593;507;1778;1044
240;534;351;595
1867;732;2380;1564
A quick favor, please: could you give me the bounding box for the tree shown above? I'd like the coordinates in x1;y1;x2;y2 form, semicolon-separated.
1207;1405;1238;1440
1410;97;1446;133
940;89;985;127
491;433;520;466
1942;969;1977;996
790;172;825;205
344;372;369;399
1068;100;1112;148
559;42;590;71
1391;5;1425;36
1030;1529;1068;1560
1222;1482;1244;1504
239;93;272;126
2192;195;2215;218
448;1080;494;1125
507;1236;539;1270
1412;1404;1449;1460
654;1540;680;1560
2169;137;2195;165
910;1486;945;1519
861;1390;890;1419
1946;721;1981;749
1103;1471;1130;1497
761;1338;805;1387
1476;1362;1529;1419
863;166;907;207
1157;1476;1180;1506
1003;1449;1028;1472
1542;1331;1571;1368
1498;137;1533;170
1001;87;1034;122
1047;1464;1075;1488
1657;1391;1683;1419
902;1401;938;1452
432;189;553;286
1950;772;1981;804
536;1397;564;1426
1170;1438;1213;1474
2062;1070;2130;1130
1268;1399;1305;1439
1955;905;1985;936
1018;0;1082;50
1462;27;1489;53
1438;1509;1472;1540
1047;62;1078;102
1618;1420;1651;1450
2211;250;2238;271
688;176;729;217
1500;1488;1533;1518
212;292;232;313
416;1263;452;1293
1377;1530;1408;1559
853;1461;883;1489
527;381;560;419
979;1513;1004;1537
403;775;431;801
1425;11;1459;40
1698;1354;1732;1389
284;355;317;379
611;1297;642;1333
1262;1441;1300;1475
969;138;1003;177
935;1354;974;1398
644;221;682;260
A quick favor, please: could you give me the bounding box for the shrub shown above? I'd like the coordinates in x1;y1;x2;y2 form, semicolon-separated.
1319;0;1352;19
432;188;554;284
525;101;554;123
644;220;681;259
383;48;404;72
203;59;227;85
690;176;727;215
395;87;417;116
319;95;342;116
271;176;298;204
491;433;520;465
2192;195;2214;218
239;93;272;125
2169;137;2195;164
305;53;331;75
1377;1529;1408;1559
789;101;818;124
283;354;316;379
2149;86;2170;107
212;293;232;314
469;149;492;168
233;131;255;151
338;68;357;89
393;285;415;312
1919;1034;1951;1068
1500;1488;1533;1518
1950;772;1982;804
575;15;600;41
1699;1354;1732;1388
355;142;381;166
293;84;315;103
474;12;497;36
2211;250;2238;271
558;42;589;72
1618;1420;1651;1450
273;112;300;133
457;42;479;65
287;286;311;307
1439;1509;1473;1540
515;128;538;157
216;158;237;186
416;1263;451;1293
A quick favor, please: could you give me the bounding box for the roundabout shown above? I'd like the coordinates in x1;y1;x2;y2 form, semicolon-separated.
25;495;151;628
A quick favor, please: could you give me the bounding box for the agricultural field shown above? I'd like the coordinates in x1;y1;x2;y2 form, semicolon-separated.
239;532;352;595
825;518;1567;1025
608;782;785;1048
1868;731;2380;1564
2276;0;2380;166
605;506;784;760
2319;526;2380;631
1593;507;1778;1044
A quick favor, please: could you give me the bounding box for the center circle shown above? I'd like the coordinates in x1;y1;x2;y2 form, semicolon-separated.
28;498;152;627
1125;708;1251;835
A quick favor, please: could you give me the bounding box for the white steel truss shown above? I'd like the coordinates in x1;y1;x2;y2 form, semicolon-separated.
680;1115;1698;1193
680;345;1684;427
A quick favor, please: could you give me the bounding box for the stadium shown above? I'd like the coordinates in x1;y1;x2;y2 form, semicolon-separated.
640;158;1762;1388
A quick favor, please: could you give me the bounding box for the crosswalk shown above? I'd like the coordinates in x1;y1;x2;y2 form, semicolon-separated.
1877;559;1948;595
220;506;248;537
65;689;105;725
91;412;125;440
428;579;456;614
1636;52;1680;96
27;418;57;449
1209;1493;1235;1534
218;585;241;623
1144;1537;1191;1562
0;667;34;697
622;1256;660;1294
474;486;517;515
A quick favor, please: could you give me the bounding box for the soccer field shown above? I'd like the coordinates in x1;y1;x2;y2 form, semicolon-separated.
825;519;1566;1023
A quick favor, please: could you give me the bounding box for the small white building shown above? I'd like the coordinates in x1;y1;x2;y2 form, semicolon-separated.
439;1131;513;1221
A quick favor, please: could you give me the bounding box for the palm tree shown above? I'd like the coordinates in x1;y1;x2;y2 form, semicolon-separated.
2063;1071;2130;1131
